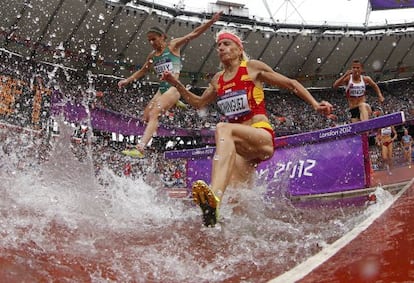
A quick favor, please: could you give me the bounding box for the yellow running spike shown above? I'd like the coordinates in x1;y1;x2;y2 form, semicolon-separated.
192;180;220;227
122;148;144;158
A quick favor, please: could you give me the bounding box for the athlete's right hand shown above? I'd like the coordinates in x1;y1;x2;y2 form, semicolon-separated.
161;70;178;86
118;79;128;89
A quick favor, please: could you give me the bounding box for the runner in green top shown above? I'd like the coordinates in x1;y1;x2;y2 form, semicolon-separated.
118;12;222;158
152;45;182;94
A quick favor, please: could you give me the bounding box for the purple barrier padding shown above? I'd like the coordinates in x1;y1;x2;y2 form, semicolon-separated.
273;111;404;148
51;93;204;137
165;112;405;159
186;135;365;196
165;147;216;160
369;0;414;10
187;158;212;187
258;135;365;196
52;100;146;134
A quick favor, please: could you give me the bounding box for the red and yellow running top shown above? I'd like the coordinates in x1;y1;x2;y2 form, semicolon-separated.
216;60;267;123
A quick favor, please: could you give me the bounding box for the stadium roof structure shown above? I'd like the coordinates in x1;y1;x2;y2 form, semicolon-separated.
0;0;413;88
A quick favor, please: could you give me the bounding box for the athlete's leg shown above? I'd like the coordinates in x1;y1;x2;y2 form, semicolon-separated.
210;122;274;201
381;145;388;163
381;144;392;172
231;154;257;187
192;123;273;227
139;88;180;149
359;103;372;121
142;92;162;123
403;147;412;165
387;144;394;170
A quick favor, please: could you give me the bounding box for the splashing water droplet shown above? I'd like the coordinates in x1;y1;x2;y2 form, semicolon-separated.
372;60;382;71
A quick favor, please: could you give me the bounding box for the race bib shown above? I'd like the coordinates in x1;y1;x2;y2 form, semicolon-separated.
153;60;173;75
348;84;365;97
217;89;251;120
381;127;392;136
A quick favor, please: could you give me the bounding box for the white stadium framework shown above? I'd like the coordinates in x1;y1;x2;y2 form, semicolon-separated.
0;0;413;88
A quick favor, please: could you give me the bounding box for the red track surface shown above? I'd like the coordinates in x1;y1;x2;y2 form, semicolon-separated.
371;165;414;187
1;167;413;283
298;179;414;283
270;169;414;283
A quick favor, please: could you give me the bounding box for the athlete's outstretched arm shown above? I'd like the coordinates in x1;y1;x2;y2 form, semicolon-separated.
249;60;333;116
118;52;153;88
391;126;398;141
364;76;385;103
169;12;222;51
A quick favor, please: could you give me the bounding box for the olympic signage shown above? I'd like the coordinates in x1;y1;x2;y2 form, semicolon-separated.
186;135;365;196
257;135;365;196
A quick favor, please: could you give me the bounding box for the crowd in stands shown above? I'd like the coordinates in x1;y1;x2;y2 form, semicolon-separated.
1;50;414;189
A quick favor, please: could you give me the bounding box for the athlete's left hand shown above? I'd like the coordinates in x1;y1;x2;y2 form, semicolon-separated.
378;94;385;104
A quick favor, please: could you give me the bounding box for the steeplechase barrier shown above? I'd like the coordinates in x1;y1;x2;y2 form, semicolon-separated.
164;112;405;196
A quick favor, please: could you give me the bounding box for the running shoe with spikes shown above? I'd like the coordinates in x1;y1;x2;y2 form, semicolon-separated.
192;180;220;227
122;148;144;158
175;99;187;109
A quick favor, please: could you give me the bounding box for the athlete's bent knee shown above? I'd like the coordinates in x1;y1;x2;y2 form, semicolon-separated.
147;107;163;120
215;122;233;141
215;122;231;134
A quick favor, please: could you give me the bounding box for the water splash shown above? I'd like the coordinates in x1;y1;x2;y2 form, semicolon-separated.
0;124;394;282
